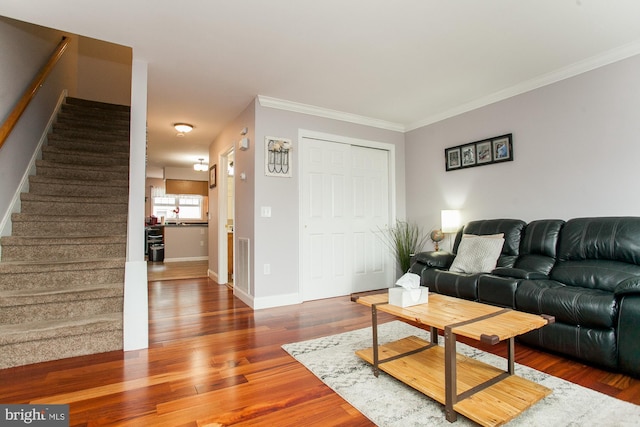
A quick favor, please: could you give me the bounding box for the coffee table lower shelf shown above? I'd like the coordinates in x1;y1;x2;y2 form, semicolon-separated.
355;335;551;427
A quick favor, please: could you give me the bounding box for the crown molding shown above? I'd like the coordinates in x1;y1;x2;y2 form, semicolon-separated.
260;40;640;134
406;40;640;131
258;95;405;133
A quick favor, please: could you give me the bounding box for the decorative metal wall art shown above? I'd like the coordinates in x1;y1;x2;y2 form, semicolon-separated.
445;133;513;171
265;136;292;177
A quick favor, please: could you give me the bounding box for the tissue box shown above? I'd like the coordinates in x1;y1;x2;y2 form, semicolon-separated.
388;286;429;307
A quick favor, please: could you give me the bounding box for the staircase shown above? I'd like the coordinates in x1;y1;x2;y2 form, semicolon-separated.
0;97;130;369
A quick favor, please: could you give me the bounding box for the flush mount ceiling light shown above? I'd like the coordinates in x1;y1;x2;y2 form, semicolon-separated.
174;123;194;136
194;158;208;172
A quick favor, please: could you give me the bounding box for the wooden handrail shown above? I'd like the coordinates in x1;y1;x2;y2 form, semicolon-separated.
0;36;70;151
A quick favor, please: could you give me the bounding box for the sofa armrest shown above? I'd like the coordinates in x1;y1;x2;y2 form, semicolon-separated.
412;251;455;269
615;277;640;297
618;295;640;377
491;267;548;280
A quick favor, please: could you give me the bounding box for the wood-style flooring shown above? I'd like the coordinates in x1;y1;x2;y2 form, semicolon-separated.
0;269;638;426
147;259;209;281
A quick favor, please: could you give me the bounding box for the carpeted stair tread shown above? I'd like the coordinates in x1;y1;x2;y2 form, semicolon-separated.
11;223;126;238
20;192;128;205
65;97;130;112
0;259;125;291
42;144;129;161
20;199;127;216
0;283;122;325
29;174;128;187
2;235;125;245
0;282;122;303
40;151;128;168
46;135;130;154
57;108;130;124
12;213;127;224
56;111;130;125
36;158;128;174
28;175;129;198
0;258;126;273
50;127;130;144
0;313;122;346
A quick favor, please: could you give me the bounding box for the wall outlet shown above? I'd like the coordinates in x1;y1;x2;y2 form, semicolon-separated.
264;264;271;275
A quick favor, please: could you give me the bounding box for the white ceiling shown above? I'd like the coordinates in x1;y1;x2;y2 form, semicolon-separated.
3;1;640;170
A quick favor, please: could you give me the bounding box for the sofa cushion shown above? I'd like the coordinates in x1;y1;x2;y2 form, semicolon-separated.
557;217;640;266
454;219;526;268
516;279;617;329
449;234;505;274
422;269;479;300
515;219;564;275
551;259;640;293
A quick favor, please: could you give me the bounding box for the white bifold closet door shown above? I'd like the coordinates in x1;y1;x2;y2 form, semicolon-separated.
301;136;392;301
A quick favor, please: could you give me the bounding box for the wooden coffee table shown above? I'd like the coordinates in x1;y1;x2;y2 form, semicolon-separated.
354;292;554;427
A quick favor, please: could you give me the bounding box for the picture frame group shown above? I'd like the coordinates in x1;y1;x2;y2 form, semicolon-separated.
445;133;513;171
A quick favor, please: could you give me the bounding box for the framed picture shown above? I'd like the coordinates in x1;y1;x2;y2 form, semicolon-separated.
493;136;512;162
209;164;217;188
461;144;476;167
444;133;513;171
445;147;461;171
476;140;492;164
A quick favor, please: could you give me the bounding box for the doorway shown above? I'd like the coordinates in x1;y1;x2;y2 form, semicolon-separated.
300;132;395;301
218;147;235;286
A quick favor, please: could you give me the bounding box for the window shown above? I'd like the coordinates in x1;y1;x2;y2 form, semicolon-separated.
152;195;204;221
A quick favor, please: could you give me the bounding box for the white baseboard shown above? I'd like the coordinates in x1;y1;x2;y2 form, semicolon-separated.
164;256;208;262
123;260;149;351
252;292;302;310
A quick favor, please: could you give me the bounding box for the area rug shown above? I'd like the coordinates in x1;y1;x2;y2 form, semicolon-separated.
282;321;640;426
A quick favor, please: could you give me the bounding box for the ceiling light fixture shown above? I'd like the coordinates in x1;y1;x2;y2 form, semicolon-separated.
194;158;208;172
174;123;194;136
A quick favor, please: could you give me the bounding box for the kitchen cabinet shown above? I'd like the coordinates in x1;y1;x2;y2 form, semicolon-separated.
165;179;208;196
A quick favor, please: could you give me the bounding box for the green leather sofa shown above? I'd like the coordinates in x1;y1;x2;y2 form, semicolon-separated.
409;217;640;377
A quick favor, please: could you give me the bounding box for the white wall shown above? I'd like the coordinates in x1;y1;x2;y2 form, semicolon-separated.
405;54;640;232
252;102;406;307
209;100;256;287
77;36;131;106
0;17;77;233
208;99;406;308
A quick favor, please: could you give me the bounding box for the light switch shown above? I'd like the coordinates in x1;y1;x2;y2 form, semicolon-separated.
261;206;272;217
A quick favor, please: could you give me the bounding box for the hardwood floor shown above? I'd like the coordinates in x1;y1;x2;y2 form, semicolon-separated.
0;277;638;426
147;259;209;281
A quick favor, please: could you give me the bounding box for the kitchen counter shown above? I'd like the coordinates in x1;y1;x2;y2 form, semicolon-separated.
164;224;208;261
162;222;208;227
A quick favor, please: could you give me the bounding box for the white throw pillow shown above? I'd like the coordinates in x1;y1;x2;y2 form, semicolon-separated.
449;234;505;274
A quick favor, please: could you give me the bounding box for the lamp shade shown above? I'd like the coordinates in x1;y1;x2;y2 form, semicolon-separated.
194;158;207;171
174;123;193;133
441;210;461;233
